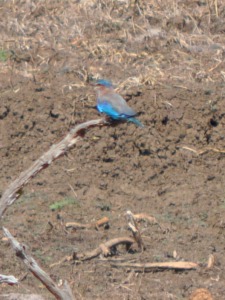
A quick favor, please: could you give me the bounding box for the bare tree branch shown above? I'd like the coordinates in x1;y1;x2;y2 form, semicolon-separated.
0;118;107;217
3;227;75;300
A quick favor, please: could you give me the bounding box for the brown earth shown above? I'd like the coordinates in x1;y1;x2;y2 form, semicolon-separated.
0;1;225;299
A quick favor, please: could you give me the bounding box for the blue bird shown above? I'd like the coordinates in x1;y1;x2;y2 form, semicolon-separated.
93;79;144;127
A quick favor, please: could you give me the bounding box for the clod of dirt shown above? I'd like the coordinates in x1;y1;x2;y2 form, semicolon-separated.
0;106;10;119
209;118;219;127
166;15;195;33
189;288;213;300
50;109;60;118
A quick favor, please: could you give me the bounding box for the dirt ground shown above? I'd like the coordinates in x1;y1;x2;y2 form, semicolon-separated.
1;1;225;299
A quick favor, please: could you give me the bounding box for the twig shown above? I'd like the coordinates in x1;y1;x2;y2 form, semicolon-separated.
111;261;198;272
0;274;18;285
3;227;75;300
65;216;109;230
214;0;218;17
0;118;107;217
133;212;166;232
207;254;215;269
133;213;158;225
126;210;145;251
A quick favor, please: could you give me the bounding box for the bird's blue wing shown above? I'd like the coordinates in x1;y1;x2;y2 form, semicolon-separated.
97;101;121;119
97;92;137;118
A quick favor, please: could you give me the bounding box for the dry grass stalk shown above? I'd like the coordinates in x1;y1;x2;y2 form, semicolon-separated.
3;227;75;300
0;118;107;217
181;146;225;155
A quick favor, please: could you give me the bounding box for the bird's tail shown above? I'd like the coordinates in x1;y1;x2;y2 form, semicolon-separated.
128;117;144;128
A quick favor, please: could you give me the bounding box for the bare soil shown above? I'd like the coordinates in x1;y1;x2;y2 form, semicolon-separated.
1;1;225;299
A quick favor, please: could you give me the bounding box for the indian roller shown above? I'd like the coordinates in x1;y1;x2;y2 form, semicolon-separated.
93;79;144;127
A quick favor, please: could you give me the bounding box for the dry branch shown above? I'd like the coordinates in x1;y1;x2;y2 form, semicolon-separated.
51;237;134;266
111;261;198;272
76;236;134;261
3;227;75;300
0;118;107;217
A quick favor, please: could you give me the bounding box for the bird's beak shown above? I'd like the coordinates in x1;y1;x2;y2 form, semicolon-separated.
90;82;100;90
90;82;96;86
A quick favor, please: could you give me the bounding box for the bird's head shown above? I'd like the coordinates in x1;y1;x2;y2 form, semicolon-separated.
96;79;113;87
92;79;114;91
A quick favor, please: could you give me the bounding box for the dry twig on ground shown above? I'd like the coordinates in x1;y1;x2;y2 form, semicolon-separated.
65;216;109;231
111;261;198;272
133;213;158;225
